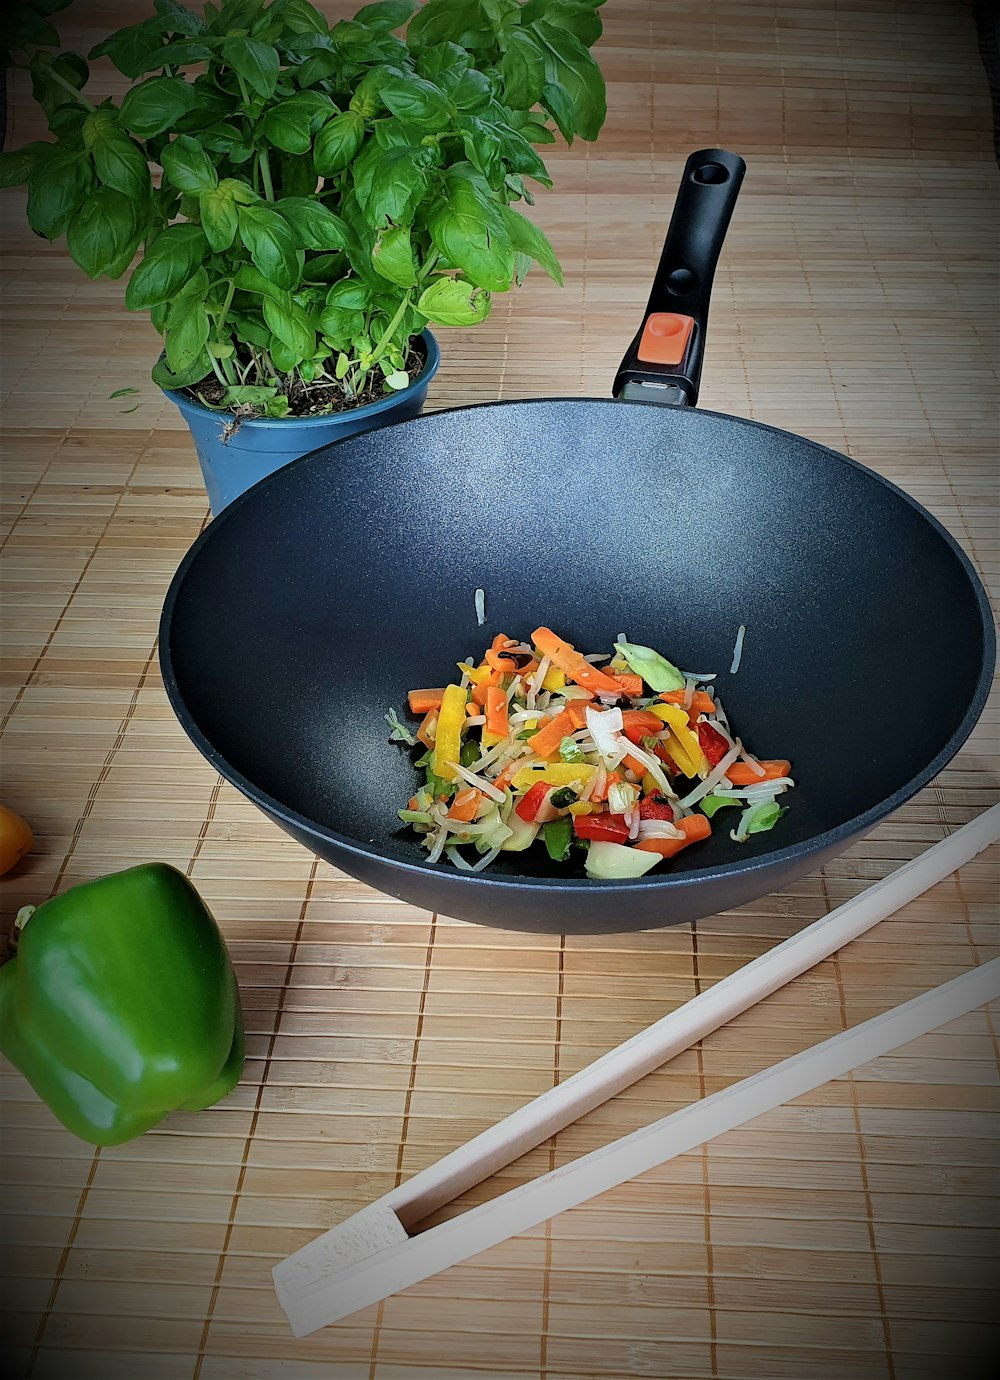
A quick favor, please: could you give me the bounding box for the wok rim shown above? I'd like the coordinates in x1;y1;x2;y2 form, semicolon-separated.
159;396;997;900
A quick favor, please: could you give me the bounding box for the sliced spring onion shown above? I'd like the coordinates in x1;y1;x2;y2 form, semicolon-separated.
398;808;434;825
699;793;740;819
385;707;416;745
559;736;586;763
730;798;787;842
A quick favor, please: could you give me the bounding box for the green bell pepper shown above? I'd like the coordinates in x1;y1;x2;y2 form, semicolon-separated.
0;863;244;1146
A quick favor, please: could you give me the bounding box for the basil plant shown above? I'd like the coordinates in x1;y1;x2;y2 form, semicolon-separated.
1;0;608;417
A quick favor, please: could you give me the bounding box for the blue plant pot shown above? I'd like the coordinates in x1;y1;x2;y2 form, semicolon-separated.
161;330;440;515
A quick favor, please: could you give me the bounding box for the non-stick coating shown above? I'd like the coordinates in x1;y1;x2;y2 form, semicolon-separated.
160;399;994;932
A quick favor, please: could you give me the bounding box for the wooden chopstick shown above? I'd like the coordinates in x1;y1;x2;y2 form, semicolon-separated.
274;805;1000;1336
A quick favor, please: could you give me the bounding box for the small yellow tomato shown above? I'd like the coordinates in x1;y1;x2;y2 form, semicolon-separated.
0;805;33;876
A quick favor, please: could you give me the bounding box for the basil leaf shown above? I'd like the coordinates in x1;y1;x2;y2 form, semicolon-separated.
379;69;452;125
153;0;207;37
318;302;364;343
325;278;371;310
237;203;300;288
263;291;316;362
530;21;606;142
354;0;418;29
26;146;95;239
450;68;492;113
161;134;218;194
165;272;212;372
137;39;218;71
89;126;151;202
90;23;166;80
371;224;416;287
352;144;430;228
522;0;604;45
314;110;365;176
414;42;470;85
125;223;209;309
406;0;494;49
499;205;562;285
152;351;212;390
428;169;514;292
234;263;285;299
222;37;280;99
66;187;140;279
277;0;329;35
416;275;490;326
0;142;54;190
121;76;199;138
261;92;336;154
275;197;350;252
500;30;546;107
199;183;240;252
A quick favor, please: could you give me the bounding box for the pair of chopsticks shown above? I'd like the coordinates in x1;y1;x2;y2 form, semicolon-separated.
274;806;1000;1337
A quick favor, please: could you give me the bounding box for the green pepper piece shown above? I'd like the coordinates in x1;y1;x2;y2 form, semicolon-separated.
0;863;244;1146
460;739;480;768
543;816;573;862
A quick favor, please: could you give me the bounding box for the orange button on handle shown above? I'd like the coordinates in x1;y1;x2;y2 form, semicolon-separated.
637;312;695;367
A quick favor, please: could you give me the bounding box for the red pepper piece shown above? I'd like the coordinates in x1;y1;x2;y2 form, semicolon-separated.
697;721;730;767
515;782;551;823
620;709;665;745
572;813;630;844
638;793;675;821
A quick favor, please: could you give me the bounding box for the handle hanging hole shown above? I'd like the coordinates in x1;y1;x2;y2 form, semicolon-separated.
691;162;729;185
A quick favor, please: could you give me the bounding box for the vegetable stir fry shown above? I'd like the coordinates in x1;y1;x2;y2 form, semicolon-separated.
386;627;794;876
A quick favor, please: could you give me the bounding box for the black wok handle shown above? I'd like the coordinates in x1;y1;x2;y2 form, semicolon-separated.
613;148;746;407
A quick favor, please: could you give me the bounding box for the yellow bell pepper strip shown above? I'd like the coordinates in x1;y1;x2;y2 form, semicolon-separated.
0;804;33;876
0;863;243;1146
649;703;708;777
511;763;596;791
432;683;469;782
541;666;566;692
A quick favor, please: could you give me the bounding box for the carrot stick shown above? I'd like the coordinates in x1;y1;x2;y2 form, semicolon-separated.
611;672;643;698
408;688;445;715
485;685;509;738
622;753;648;778
525;707;576;759
415;710;437;748
725;759;791;786
566;700;593;730
659;690;716;714
634;814;712;857
532;627;622;696
471;669;500;708
447;788;483;823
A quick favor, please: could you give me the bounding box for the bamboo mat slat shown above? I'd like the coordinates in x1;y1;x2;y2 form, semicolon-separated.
1;2;998;1377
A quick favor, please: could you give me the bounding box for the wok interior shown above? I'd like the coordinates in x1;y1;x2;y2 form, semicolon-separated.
166;401;986;880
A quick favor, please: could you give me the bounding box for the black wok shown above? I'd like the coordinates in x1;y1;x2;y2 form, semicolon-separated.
160;151;994;935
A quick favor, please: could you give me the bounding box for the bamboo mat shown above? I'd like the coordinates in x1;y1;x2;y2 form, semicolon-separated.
1;2;999;1377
